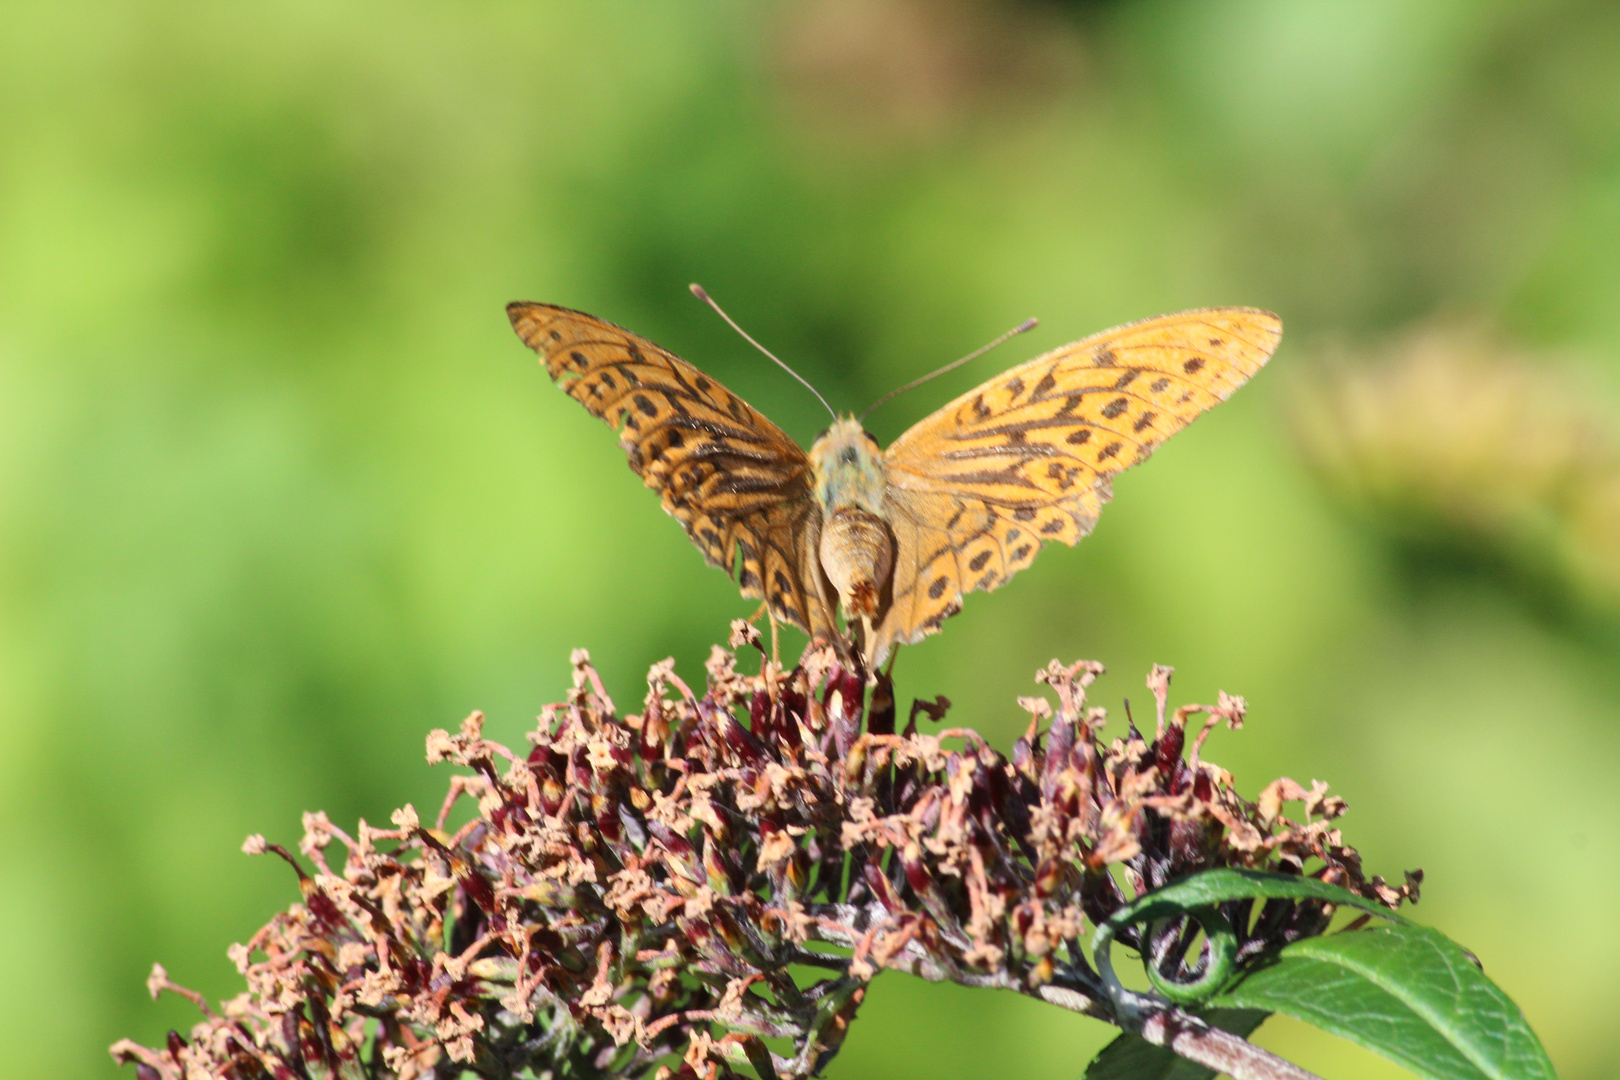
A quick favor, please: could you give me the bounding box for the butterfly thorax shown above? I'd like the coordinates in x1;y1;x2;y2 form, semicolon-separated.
809;417;886;513
809;418;894;624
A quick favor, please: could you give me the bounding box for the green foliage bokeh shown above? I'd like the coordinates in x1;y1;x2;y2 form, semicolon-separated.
2;3;1617;1078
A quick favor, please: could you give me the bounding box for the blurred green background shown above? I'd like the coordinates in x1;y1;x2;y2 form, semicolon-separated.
3;2;1618;1077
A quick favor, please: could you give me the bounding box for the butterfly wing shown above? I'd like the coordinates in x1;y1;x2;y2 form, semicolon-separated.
508;302;839;642
871;307;1282;663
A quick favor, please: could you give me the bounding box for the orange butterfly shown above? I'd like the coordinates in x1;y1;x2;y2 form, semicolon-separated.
509;300;1281;665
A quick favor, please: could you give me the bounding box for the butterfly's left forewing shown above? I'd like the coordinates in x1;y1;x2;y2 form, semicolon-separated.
508;302;839;643
871;307;1281;663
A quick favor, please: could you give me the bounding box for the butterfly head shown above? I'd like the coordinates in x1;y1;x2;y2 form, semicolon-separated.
809;416;886;516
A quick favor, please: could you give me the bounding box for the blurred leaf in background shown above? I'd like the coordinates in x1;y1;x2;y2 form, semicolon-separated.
1293;318;1620;627
1;2;1617;1078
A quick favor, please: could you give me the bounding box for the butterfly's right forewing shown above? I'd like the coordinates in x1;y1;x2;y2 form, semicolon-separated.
871;307;1282;664
508;302;838;642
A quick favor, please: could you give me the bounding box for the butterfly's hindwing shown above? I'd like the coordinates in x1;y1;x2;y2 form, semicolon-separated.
508;302;838;642
870;307;1281;662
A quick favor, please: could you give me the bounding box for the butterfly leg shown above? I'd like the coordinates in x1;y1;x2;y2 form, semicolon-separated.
742;600;783;668
847;615;875;675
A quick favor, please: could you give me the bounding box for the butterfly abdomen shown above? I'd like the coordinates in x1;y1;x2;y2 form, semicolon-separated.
819;507;893;620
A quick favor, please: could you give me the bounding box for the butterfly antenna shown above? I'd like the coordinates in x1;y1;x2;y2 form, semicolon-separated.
859;317;1039;421
690;284;837;420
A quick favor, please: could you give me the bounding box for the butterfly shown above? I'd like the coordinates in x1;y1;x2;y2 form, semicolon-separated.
509;300;1281;666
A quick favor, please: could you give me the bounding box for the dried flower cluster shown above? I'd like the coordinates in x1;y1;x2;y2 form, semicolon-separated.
112;625;1414;1080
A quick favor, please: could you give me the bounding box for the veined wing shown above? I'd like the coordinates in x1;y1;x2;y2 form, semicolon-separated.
508;302;839;642
871;307;1282;663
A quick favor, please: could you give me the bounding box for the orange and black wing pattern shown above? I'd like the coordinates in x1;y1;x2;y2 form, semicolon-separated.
870;307;1282;663
508;302;838;642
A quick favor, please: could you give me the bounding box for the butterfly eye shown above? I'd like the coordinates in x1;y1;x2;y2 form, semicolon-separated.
864;433;881;451
813;427;830;443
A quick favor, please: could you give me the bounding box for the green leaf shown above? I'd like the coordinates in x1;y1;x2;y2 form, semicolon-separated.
1102;867;1413;932
1082;1009;1269;1080
1214;925;1556;1080
1087;869;1554;1079
1088;868;1410;1014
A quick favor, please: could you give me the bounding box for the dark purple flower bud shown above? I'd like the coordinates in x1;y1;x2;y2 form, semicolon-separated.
1154;723;1186;793
1034;857;1066;898
707;700;767;765
578;744;601;783
596;802;624;844
304;889;345;930
899;850;933;898
640;705;667;760
1168;816;1211;864
862;861;904;914
703;832;742;894
648;820;701;882
1011;902;1037;940
459;868;497;914
1011;736;1033;775
1193;770;1213;802
999;773;1037;853
842;738;869;785
279;1011;300;1051
774;707;800;754
780;688;808;745
540;777;568;818
1042;714;1075;800
825;669;865;757
167;1030;188;1058
279;1012;311;1074
898;844;961;933
749;689;773;742
959;757;997;835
